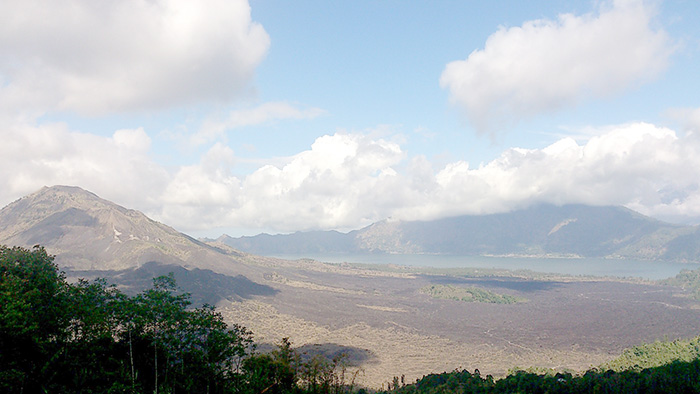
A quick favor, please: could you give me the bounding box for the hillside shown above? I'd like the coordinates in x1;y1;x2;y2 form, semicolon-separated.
0;185;249;271
215;205;699;261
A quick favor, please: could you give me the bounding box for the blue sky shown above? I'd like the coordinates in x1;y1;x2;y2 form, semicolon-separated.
2;0;700;237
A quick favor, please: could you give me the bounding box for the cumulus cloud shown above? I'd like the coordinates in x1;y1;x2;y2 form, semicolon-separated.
154;123;700;233
157;133;406;232
0;0;269;115
193;102;326;145
440;0;674;134
0;119;169;210
3;118;700;234
405;122;698;221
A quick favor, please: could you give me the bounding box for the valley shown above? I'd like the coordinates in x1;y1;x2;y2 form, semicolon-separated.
3;186;700;389
204;258;700;387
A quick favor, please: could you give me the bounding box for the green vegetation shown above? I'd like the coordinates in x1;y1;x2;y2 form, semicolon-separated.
419;284;525;304
378;335;700;394
379;361;700;394
2;244;700;393
0;245;354;394
601;336;700;371
660;267;700;300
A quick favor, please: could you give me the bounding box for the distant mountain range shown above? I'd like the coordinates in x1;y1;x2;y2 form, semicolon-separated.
3;186;700;267
214;205;700;261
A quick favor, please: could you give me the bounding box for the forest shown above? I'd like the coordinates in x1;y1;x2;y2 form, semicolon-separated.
1;244;700;393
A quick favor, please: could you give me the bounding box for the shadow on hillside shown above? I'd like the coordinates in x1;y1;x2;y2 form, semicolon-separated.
69;261;278;306
256;342;377;367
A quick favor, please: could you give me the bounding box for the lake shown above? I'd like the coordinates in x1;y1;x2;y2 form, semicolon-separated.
272;253;700;280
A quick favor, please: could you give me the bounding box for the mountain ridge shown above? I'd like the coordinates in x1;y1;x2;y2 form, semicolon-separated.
214;204;700;261
3;186;700;265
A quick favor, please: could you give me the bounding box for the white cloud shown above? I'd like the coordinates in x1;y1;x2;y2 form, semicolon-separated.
440;0;674;134
398;122;700;222
0;0;269;115
193;102;326;145
3;118;700;235
667;107;700;138
0;119;169;210
153;123;700;234
162;143;240;208
157;133;406;232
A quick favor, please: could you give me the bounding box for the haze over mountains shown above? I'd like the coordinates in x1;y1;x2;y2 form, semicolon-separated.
3;185;700;266
216;205;700;262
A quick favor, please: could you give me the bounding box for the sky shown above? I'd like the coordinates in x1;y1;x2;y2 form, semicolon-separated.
2;0;700;238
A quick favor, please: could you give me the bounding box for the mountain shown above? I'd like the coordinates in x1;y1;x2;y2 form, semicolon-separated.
215;204;700;261
0;185;249;271
216;230;357;255
13;186;695;265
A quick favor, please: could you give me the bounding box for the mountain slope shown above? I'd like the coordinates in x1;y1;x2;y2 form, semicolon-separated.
217;204;698;260
0;185;247;270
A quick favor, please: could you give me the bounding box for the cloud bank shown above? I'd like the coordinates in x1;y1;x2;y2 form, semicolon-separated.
440;0;673;134
6;118;697;234
0;0;270;115
152;121;700;232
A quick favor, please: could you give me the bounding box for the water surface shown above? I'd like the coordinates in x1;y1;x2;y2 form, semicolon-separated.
273;253;700;280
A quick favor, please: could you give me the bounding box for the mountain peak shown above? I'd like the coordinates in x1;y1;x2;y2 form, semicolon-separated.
0;185;128;236
21;185;102;203
0;186;247;271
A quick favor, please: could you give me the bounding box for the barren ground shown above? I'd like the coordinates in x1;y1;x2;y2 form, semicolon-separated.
214;259;700;389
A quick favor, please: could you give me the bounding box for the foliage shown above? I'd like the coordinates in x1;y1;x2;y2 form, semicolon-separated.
660;267;700;300
0;245;255;393
419;284;525;304
379;335;700;394
601;336;700;371
0;245;360;394
380;360;700;394
242;337;301;394
0;245;70;391
242;337;361;394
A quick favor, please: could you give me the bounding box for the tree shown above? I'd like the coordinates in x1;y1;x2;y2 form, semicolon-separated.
0;244;259;393
243;337;300;394
0;245;70;393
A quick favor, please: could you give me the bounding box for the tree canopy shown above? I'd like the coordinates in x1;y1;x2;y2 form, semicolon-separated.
0;245;358;394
